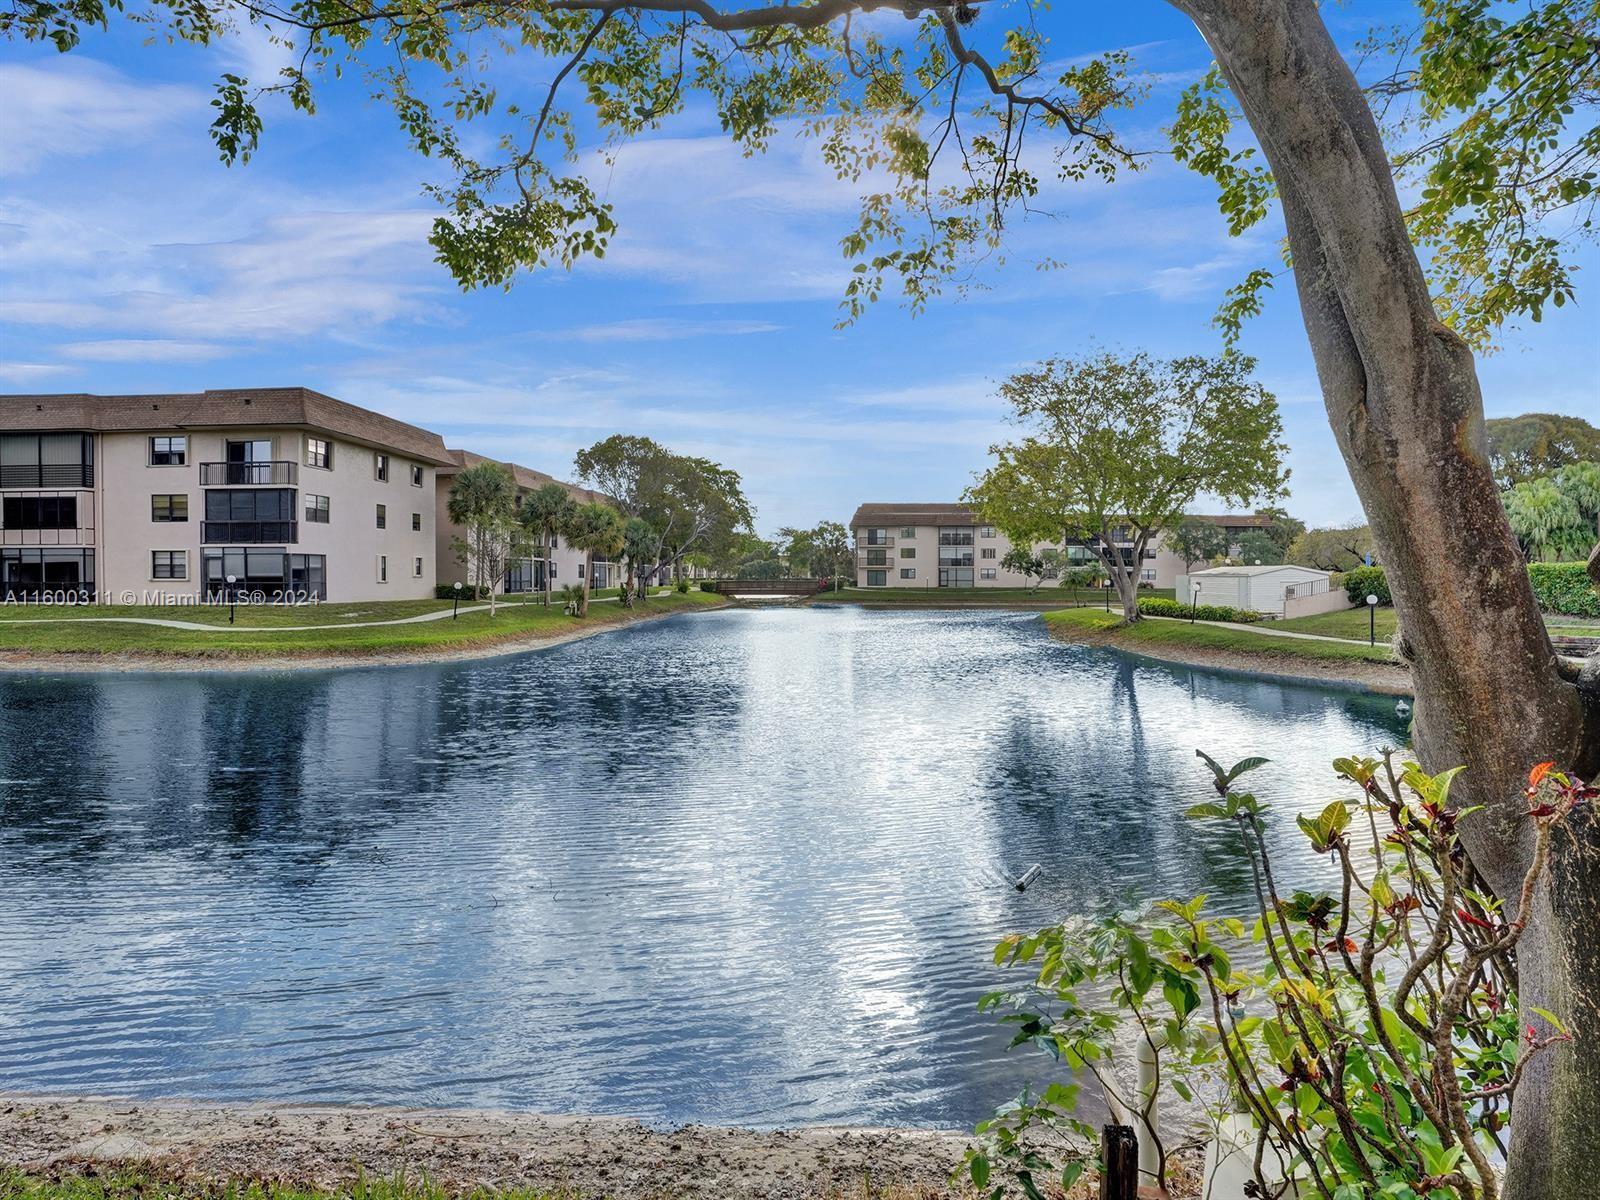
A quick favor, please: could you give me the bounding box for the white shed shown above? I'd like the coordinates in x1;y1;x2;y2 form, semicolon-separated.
1175;564;1336;617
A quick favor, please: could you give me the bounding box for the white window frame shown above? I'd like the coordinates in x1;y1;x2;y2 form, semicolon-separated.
377;554;388;584
306;437;332;470
410;464;424;487
900;568;916;579
375;453;390;482
148;436;187;467
413;556;424;578
151;550;187;580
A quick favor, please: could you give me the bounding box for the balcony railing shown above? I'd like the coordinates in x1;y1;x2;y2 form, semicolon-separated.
0;464;93;488
200;461;298;486
858;552;893;567
202;520;298;545
860;535;895;548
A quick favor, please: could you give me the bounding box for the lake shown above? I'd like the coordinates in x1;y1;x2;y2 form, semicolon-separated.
0;607;1406;1128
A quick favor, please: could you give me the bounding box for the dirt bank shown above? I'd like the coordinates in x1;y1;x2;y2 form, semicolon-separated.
1048;618;1414;696
1;1095;972;1199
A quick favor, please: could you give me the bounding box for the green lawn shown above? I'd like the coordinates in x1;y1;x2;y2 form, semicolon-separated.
1272;606;1399;640
1044;607;1401;664
1269;605;1597;640
0;590;721;658
0;588;661;629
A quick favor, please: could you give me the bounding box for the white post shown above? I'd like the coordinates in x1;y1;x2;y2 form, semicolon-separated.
1136;1032;1163;1188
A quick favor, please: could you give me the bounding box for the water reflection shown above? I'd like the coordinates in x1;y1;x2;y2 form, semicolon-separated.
0;608;1406;1127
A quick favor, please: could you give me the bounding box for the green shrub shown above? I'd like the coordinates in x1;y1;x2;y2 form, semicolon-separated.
1528;561;1600;616
1341;564;1390;605
1138;596;1264;623
676;578;690;593
699;580;720;592
434;583;492;600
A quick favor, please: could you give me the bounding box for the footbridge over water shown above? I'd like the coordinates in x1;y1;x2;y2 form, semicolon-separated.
708;578;829;600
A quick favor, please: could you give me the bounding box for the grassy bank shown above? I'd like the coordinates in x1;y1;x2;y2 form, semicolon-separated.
0;591;723;660
814;586;1176;606
1043;607;1401;665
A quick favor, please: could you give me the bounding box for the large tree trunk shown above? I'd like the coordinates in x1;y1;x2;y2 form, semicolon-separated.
1179;1;1598;1193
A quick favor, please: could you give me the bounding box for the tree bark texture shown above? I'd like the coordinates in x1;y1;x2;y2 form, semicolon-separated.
1174;1;1598;1194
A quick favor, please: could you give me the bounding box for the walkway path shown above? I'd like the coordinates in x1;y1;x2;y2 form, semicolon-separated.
0;592;659;634
1149;614;1386;647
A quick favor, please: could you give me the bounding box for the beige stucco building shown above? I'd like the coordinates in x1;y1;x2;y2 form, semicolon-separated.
848;503;1273;589
434;450;619;595
2;389;454;603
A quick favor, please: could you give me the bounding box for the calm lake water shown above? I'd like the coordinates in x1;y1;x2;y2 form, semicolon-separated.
0;607;1405;1128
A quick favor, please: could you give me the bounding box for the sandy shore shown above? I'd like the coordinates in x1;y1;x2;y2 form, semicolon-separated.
1;1095;975;1199
0;602;730;675
1047;619;1414;696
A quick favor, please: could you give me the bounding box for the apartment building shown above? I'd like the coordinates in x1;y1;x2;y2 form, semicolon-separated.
848;503;1273;589
1;389;450;602
434;450;619;594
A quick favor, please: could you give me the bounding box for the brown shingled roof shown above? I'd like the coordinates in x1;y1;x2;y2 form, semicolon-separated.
440;449;610;505
1;388;454;465
849;503;1275;530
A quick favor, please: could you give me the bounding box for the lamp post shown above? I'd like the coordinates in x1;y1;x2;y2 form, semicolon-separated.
1103;578;1110;611
452;580;463;619
1191;580;1201;623
1366;592;1379;645
225;574;237;625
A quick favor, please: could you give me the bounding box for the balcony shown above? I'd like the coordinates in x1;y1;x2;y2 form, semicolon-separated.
859;535;895;548
202;520;298;545
0;464;93;488
858;552;893;568
200;461;298;486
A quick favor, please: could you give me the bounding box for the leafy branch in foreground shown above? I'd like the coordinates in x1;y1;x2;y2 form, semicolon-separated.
969;752;1591;1200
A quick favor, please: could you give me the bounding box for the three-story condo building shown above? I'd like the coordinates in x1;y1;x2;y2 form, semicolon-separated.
849;503;1274;589
2;389;451;602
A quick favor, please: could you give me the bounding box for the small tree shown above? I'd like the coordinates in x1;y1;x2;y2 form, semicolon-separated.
563;502;625;616
1168;518;1232;572
1287;523;1374;573
520;482;577;608
447;461;521;617
968;351;1288;623
999;546;1047;593
1235;529;1287;565
621;515;659;604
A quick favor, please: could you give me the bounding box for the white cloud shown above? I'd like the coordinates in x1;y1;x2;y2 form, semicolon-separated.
0;361;73;384
59;338;236;363
0;60;198;176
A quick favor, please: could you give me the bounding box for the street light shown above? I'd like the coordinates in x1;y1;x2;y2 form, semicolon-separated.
452;580;463;620
1103;578;1111;611
1191;580;1201;623
225;574;237;625
1366;592;1379;645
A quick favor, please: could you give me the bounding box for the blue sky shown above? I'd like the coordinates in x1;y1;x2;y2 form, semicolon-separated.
1;3;1595;533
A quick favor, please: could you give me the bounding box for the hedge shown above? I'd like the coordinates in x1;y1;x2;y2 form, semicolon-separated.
1342;565;1391;606
1528;562;1600;617
434;583;493;600
1138;596;1265;623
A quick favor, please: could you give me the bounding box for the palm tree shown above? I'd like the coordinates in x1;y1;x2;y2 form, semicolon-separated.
622;516;658;604
563;502;626;616
520;482;577;607
447;461;518;616
1503;476;1588;562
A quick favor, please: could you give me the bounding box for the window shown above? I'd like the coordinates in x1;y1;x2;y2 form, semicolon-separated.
375;453;390;482
410;464;424;487
866;570;887;587
377;554;388;583
865;548;888;566
980;568;997;580
305;494;330;523
151;550;187;580
151;494;187;523
980;526;997;538
306;437;332;470
900;568;916;580
550;561;557;579
201;488;297;543
864;528;890;545
3;495;77;530
899;527;916;539
981;547;996;559
549;534;559;550
413;556;424;577
899;547;916;559
2;547;95;599
375;504;386;529
149;436;187;466
577;563;585;579
411;512;421;532
1141;569;1157;582
202;549;324;600
227;439;272;464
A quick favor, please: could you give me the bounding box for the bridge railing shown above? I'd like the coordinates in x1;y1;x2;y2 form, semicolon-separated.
705;578;829;595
